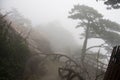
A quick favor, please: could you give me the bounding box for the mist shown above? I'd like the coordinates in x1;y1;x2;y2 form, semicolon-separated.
1;0;120;80
1;0;120;46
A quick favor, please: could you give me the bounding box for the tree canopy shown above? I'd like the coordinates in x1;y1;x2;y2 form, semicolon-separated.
97;0;120;9
68;4;120;61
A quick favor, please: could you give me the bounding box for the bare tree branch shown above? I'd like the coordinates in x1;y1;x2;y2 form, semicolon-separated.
86;43;107;51
0;11;12;19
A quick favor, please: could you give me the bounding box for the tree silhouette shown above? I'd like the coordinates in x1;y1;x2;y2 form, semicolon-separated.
68;5;103;61
0;12;30;80
68;5;120;61
97;0;120;9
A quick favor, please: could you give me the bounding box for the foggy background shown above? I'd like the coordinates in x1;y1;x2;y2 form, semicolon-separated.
1;0;120;80
1;0;120;47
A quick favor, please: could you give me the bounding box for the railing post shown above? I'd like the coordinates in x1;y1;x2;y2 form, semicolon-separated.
103;46;120;80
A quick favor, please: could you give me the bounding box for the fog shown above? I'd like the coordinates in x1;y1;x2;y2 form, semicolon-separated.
1;0;119;60
1;0;120;46
1;0;120;80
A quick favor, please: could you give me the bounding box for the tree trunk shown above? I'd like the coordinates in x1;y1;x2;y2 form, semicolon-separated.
81;25;89;61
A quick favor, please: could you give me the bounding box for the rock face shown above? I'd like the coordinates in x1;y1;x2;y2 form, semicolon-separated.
28;28;52;54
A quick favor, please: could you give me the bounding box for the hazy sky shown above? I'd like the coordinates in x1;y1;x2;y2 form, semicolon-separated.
1;0;120;24
1;0;120;49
